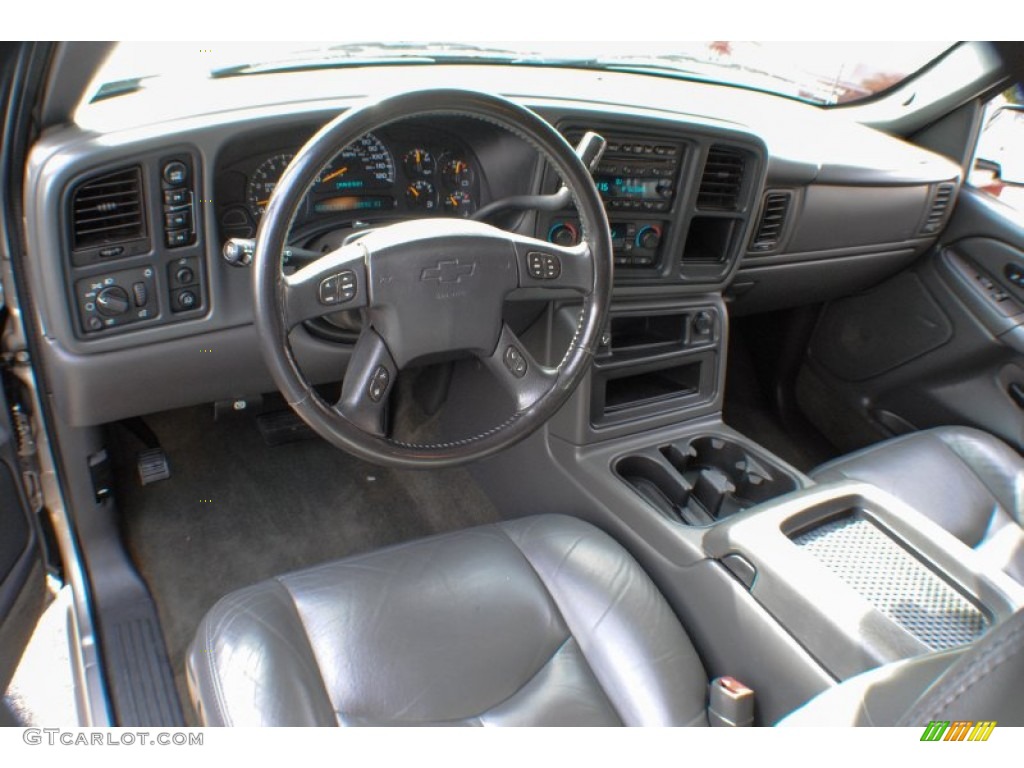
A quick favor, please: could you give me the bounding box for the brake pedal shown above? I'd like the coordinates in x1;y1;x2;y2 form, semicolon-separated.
137;447;171;485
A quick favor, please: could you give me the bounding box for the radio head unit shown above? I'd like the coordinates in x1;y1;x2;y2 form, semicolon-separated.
540;132;685;273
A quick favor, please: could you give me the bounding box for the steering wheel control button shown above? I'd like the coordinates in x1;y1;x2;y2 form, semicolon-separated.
527;252;562;280
503;345;528;378
162;161;188;186
368;366;390;402
318;270;357;305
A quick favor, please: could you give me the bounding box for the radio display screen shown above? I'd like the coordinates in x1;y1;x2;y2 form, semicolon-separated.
594;176;665;201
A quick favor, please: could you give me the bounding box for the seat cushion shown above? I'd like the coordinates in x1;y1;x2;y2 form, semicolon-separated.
186;514;709;726
812;426;1024;583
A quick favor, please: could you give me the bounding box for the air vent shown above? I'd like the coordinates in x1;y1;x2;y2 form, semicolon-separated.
750;191;792;252
920;182;955;235
71;166;145;250
697;146;746;210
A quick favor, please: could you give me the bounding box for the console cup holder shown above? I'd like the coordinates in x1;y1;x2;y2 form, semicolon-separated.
615;435;801;525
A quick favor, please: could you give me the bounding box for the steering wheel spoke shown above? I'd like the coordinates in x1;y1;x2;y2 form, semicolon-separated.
334;328;397;438
479;324;557;412
507;232;594;294
282;242;368;328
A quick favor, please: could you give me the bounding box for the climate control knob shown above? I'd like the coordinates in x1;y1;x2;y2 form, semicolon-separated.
548;222;578;247
636;226;662;250
95;286;130;317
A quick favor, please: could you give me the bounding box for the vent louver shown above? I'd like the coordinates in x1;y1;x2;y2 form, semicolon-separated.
697;146;745;210
750;191;792;252
71;166;145;250
920;183;955;235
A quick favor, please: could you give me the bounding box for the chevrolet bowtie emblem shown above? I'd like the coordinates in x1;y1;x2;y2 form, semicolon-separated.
420;259;476;283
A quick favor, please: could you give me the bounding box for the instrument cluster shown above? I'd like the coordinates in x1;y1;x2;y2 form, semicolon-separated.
218;124;481;241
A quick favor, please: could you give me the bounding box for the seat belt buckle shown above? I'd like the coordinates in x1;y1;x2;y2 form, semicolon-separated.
708;676;755;727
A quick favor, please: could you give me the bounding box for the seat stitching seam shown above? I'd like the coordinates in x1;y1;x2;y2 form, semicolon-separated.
497;525;627;724
903;615;1024;721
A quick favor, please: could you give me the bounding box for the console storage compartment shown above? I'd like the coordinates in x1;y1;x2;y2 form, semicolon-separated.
701;483;1024;680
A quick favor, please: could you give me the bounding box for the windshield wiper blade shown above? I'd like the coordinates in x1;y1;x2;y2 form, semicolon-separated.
90;75;155;102
210;56;439;78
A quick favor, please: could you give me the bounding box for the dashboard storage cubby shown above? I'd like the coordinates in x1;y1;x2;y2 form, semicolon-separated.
615;434;801;525
682;216;737;263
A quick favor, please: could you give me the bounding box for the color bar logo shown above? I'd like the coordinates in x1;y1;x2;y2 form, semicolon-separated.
920;721;997;741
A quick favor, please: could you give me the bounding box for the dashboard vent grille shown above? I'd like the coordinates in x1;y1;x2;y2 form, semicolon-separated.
698;146;745;210
71;166;145;250
750;191;792;252
920;182;955;235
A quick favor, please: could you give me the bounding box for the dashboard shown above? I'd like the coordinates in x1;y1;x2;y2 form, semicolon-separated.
23;65;962;428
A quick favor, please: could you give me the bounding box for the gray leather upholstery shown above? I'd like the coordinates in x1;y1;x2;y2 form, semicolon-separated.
780;606;1024;726
187;515;709;726
812;426;1024;583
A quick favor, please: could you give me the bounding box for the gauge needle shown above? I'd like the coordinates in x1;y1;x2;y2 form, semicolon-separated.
257;199;270;207
322;167;349;183
408;186;420;198
448;194;458;207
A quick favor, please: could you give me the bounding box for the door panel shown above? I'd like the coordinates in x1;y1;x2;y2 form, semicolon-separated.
0;383;46;691
0;41;49;692
797;188;1024;453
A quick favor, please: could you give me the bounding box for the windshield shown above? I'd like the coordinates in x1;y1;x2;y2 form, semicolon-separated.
89;41;954;106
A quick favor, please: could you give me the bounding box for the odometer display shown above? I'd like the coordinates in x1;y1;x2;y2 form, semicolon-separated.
313;195;396;214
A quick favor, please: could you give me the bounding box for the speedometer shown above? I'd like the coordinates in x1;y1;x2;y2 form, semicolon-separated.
247;153;294;218
315;133;395;194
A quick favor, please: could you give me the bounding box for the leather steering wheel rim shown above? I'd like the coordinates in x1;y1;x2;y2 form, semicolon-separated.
253;89;612;468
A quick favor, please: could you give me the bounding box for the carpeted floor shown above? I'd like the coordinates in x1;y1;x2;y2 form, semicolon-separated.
113;403;502;721
723;333;837;473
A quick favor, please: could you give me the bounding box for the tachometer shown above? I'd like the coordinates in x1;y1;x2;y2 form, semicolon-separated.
247;153;294;218
315;133;395;194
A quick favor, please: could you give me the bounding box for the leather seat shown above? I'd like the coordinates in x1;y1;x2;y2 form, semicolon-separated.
188;513;1024;726
812;426;1024;584
186;515;710;726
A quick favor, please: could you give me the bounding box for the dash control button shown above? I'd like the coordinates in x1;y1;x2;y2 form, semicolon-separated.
163;161;188;186
503;346;528;378
131;282;148;307
367;366;390;402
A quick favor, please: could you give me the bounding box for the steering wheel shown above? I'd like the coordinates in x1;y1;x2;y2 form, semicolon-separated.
253;89;612;468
